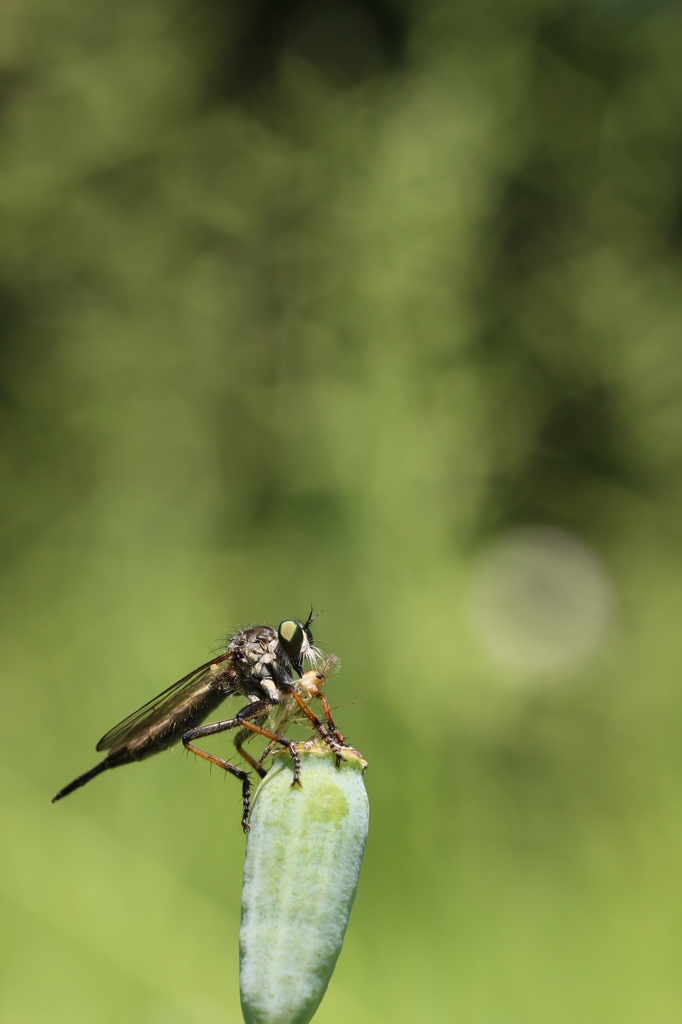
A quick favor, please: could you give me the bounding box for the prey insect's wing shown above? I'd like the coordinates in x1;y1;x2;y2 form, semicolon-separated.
96;650;234;752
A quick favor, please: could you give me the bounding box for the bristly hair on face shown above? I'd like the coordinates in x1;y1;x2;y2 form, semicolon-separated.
305;643;325;669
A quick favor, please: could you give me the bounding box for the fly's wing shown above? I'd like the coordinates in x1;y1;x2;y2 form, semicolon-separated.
95;651;235;753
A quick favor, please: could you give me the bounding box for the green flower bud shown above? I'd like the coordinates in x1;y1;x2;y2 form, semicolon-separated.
240;743;369;1024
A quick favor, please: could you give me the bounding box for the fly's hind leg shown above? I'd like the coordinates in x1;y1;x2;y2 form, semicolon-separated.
182;716;253;831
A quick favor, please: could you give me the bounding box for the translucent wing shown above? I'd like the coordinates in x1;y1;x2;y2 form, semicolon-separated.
96;651;234;752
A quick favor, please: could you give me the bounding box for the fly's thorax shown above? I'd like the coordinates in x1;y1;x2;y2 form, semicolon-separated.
229;624;295;698
229;625;278;664
258;678;280;704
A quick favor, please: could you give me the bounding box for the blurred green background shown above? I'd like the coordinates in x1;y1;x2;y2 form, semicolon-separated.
2;0;682;1021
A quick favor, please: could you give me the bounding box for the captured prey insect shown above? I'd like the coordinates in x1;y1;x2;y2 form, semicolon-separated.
52;613;349;829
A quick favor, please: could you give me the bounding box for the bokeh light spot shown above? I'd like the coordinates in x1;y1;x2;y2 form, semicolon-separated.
467;526;614;679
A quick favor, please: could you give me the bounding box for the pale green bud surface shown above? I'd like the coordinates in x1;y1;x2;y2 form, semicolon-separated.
240;744;369;1024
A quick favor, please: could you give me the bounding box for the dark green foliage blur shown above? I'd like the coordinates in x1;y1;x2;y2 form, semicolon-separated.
2;0;682;1021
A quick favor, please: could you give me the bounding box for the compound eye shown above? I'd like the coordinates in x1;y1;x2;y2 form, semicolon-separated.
278;620;304;661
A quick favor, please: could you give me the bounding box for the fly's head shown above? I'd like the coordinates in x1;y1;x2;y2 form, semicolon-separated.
277;610;323;678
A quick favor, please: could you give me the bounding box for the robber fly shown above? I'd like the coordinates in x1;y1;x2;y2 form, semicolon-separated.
52;612;347;830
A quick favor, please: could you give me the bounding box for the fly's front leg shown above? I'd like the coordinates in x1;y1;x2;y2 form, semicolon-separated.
282;677;346;759
316;692;346;747
182;715;254;832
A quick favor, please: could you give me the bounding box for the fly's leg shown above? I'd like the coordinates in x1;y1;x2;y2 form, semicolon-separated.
182;714;255;831
235;708;304;789
315;693;346;747
257;743;274;772
182;699;293;828
283;684;346;759
234;726;268;779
